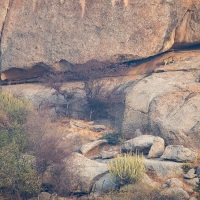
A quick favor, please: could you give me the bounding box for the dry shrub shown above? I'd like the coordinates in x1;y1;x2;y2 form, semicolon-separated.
0;110;10;129
109;153;145;186
102;183;177;200
25;110;67;174
35;135;68;174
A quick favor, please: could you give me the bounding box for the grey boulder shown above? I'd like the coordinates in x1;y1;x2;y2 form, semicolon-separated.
148;136;165;158
122;135;155;154
161;145;197;163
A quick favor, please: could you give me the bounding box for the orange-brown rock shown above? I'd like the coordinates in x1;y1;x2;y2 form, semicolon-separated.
0;0;200;72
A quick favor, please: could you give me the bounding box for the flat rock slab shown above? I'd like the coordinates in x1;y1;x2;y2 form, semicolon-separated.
101;150;119;159
80;140;107;155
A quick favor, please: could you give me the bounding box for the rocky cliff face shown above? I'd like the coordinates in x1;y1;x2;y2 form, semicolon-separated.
0;0;200;72
0;0;200;149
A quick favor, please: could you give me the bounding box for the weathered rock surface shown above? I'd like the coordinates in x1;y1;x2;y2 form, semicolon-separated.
183;168;197;179
119;50;200;148
142;173;160;188
161;145;197;163
184;177;199;187
144;159;184;178
1;0;200;71
161;187;190;200
90;125;107;132
43;153;108;194
2;50;200;150
163;178;184;188
79;140;107;156
189;197;198;200
0;0;9;37
2;82;88;119
148;136;165;158
101;150;119;159
122;135;155;154
92;173;117;195
197;166;200;177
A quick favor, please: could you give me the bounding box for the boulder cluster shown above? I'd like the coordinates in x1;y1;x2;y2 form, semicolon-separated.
39;133;200;200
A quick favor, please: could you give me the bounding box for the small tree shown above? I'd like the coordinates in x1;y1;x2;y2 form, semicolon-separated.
108;153;145;187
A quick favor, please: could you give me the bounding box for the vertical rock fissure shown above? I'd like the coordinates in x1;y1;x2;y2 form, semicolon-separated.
0;0;13;78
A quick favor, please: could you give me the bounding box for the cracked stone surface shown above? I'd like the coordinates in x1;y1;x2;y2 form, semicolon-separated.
2;49;200;149
0;0;200;71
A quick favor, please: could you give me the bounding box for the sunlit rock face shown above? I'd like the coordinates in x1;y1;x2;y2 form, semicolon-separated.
0;0;200;72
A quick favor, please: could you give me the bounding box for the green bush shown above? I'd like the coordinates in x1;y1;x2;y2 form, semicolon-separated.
108;153;145;186
0;92;31;125
0;92;41;198
100;132;122;145
0;92;31;150
0;142;41;198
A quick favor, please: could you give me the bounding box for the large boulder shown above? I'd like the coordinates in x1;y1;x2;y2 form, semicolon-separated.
43;153;108;195
92;173;117;196
120;50;200;148
122;135;155;154
1;0;200;72
144;159;184;178
148;136;165;158
161;145;197;163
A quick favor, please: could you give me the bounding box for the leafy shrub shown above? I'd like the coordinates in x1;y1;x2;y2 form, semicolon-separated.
100;132;122;145
0;92;31;125
108;153;145;186
103;183;178;200
0;142;41;198
0;92;32;150
0;92;41;198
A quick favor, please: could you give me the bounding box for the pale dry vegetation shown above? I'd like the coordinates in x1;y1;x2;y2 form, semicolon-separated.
109;153;145;187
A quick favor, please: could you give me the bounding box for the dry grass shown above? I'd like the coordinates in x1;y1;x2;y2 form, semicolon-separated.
109;153;145;186
97;182;174;200
0;110;10;129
